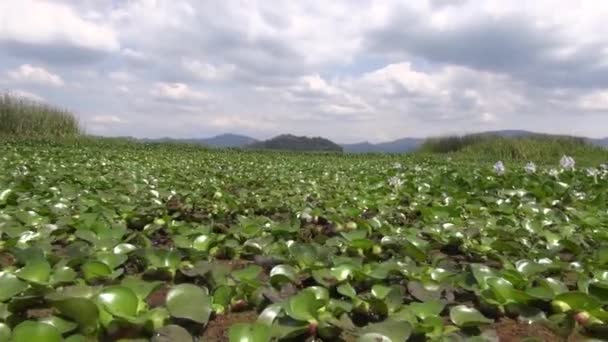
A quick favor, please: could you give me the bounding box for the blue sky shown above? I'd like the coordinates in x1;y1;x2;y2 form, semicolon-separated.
1;0;608;143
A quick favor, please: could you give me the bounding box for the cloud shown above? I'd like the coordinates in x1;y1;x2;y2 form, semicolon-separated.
150;82;207;102
1;0;608;141
91;115;123;124
0;0;119;63
108;71;133;82
579;90;608;111
8;64;64;87
181;58;235;81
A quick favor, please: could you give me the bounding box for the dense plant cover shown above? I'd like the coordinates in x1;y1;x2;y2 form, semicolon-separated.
0;94;82;138
1;140;608;341
420;134;608;165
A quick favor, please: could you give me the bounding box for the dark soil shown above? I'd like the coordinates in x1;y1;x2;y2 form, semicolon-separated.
201;311;258;342
123;255;147;275
146;285;170;308
0;251;15;268
150;228;174;248
25;307;55;319
215;258;253;271
490;319;564;342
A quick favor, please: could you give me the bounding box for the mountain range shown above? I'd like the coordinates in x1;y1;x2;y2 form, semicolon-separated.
142;130;608;153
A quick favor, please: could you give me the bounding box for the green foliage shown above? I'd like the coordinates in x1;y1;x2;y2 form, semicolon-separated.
0;139;608;340
420;133;608;164
0;93;81;138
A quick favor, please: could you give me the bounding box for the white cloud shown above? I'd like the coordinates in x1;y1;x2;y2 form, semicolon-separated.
0;0;119;52
91;115;123;124
182;58;235;81
2;1;608;140
117;85;130;94
108;71;133;82
579;90;608;111
8;64;64;87
150;82;207;101
360;62;441;97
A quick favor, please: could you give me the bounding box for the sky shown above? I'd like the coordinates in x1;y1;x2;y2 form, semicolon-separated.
1;0;608;143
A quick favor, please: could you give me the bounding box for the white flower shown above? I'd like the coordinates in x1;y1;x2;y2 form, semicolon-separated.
393;162;402;169
600;164;608;170
586;167;598;177
524;162;536;174
560;155;575;170
548;168;559;177
388;176;404;189
493;161;505;175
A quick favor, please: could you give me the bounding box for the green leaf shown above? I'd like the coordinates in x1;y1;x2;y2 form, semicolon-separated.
65;334;87;342
409;300;445;320
449;305;493;327
192;234;213;251
82;261;112;281
229;323;271;342
285;290;322;322
39;315;78;334
0;323;10;341
145;249;181;270
52;297;99;334
152;324;193;342
258;303;283;326
337;283;357;299
0;272;28;301
97;286;139;319
16;259;51;284
269;264;298;285
11;321;62;342
554;292;602;311
50;266;77;284
96;252;128;270
232;265;262;282
470;264;495;288
113;243;137;254
358;319;412;342
166;284;211;324
371;284;391;299
121;277;162;301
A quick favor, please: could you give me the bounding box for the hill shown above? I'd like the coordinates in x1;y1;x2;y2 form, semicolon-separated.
197;133;258;147
249;134;343;152
342;130;608;153
342;138;423;153
141;133;258;148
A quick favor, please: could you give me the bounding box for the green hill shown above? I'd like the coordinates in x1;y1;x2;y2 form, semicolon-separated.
248;134;343;152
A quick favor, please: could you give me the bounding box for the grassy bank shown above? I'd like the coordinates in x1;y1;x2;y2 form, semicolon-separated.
0;93;81;138
419;133;607;165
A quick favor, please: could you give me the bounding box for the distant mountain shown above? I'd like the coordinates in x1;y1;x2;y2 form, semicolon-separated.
139;130;607;153
589;137;608;147
249;134;343;152
342;130;608;153
198;133;258;147
141;133;258;148
342;138;423;153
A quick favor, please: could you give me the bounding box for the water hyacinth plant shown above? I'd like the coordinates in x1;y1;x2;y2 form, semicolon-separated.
524;161;536;174
0;139;607;341
560;155;575;170
493;160;505;175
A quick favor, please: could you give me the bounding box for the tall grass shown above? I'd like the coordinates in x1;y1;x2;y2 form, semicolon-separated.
0;93;81;138
419;133;608;165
